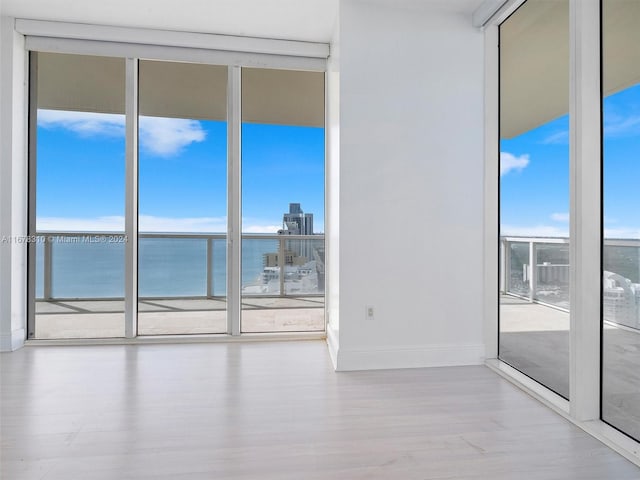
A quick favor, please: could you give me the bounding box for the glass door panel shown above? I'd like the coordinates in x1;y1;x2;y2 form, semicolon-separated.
137;60;228;335
601;0;640;441
498;0;571;398
240;68;325;333
32;52;126;339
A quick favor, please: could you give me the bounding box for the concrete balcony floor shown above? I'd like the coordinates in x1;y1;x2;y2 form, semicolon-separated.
34;296;325;338
500;294;640;441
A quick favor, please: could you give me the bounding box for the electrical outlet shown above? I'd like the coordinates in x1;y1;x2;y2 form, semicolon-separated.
366;305;374;321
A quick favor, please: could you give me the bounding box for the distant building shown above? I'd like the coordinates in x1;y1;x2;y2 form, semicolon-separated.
603;271;640;329
263;250;307;268
259;203;324;294
278;202;313;236
278;203;314;259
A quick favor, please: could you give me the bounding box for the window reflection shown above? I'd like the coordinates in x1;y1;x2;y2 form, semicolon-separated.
601;0;640;441
498;0;571;398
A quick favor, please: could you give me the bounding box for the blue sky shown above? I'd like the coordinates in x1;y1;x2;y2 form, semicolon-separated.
36;112;325;233
500;82;640;239
35;81;638;238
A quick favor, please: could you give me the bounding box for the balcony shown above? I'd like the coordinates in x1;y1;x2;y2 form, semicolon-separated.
500;236;640;439
500;236;640;327
33;232;325;338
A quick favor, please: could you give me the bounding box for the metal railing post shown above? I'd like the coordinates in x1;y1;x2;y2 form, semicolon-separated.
206;237;213;298
505;240;512;294
500;239;506;294
279;236;285;297
33;231;324;304
529;241;537;303
43;236;52;300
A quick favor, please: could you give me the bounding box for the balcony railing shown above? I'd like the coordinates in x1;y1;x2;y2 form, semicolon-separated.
34;231;325;301
500;236;640;328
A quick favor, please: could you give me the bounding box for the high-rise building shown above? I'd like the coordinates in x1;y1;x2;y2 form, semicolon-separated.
278;203;314;260
280;203;313;236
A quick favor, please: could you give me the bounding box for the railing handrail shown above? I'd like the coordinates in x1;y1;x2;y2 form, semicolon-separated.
501;236;569;244
501;236;639;247
241;233;324;240
500;235;640;324
35;230;325;301
35;231;324;241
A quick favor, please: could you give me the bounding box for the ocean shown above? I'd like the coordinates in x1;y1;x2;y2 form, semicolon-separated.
34;236;638;301
35;237;281;298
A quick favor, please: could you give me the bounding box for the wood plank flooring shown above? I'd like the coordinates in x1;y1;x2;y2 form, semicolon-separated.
1;341;639;479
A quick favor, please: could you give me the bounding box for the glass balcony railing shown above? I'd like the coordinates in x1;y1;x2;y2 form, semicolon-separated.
500;236;640;329
241;236;325;296
32;232;325;338
34;232;324;301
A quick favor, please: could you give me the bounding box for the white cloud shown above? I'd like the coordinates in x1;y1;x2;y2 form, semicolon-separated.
604;113;640;137
243;225;281;234
604;227;640;239
500;224;569;238
537;114;640;143
500;152;529;176
542;130;569;145
550;212;569;222
37;215;227;233
35;216;287;235
139;215;226;233
37;216;125;232
502;223;639;240
139;116;206;156
37;110;206;157
38;110;125;137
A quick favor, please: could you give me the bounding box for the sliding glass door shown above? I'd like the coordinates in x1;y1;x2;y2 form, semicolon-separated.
497;0;640;440
601;0;640;441
498;0;571;398
240;68;325;333
137;60;228;335
31;52;126;339
29;51;326;339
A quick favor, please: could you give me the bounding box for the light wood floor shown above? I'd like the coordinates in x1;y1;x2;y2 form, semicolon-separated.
2;341;639;479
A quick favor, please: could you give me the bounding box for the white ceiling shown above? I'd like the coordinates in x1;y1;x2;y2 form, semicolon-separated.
0;0;340;43
1;0;487;43
357;0;483;15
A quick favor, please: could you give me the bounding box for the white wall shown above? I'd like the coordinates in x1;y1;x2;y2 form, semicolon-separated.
1;1;487;361
332;0;485;370
0;16;28;351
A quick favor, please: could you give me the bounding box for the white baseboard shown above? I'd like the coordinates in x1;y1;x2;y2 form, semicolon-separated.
334;343;485;371
326;323;339;370
0;328;26;352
